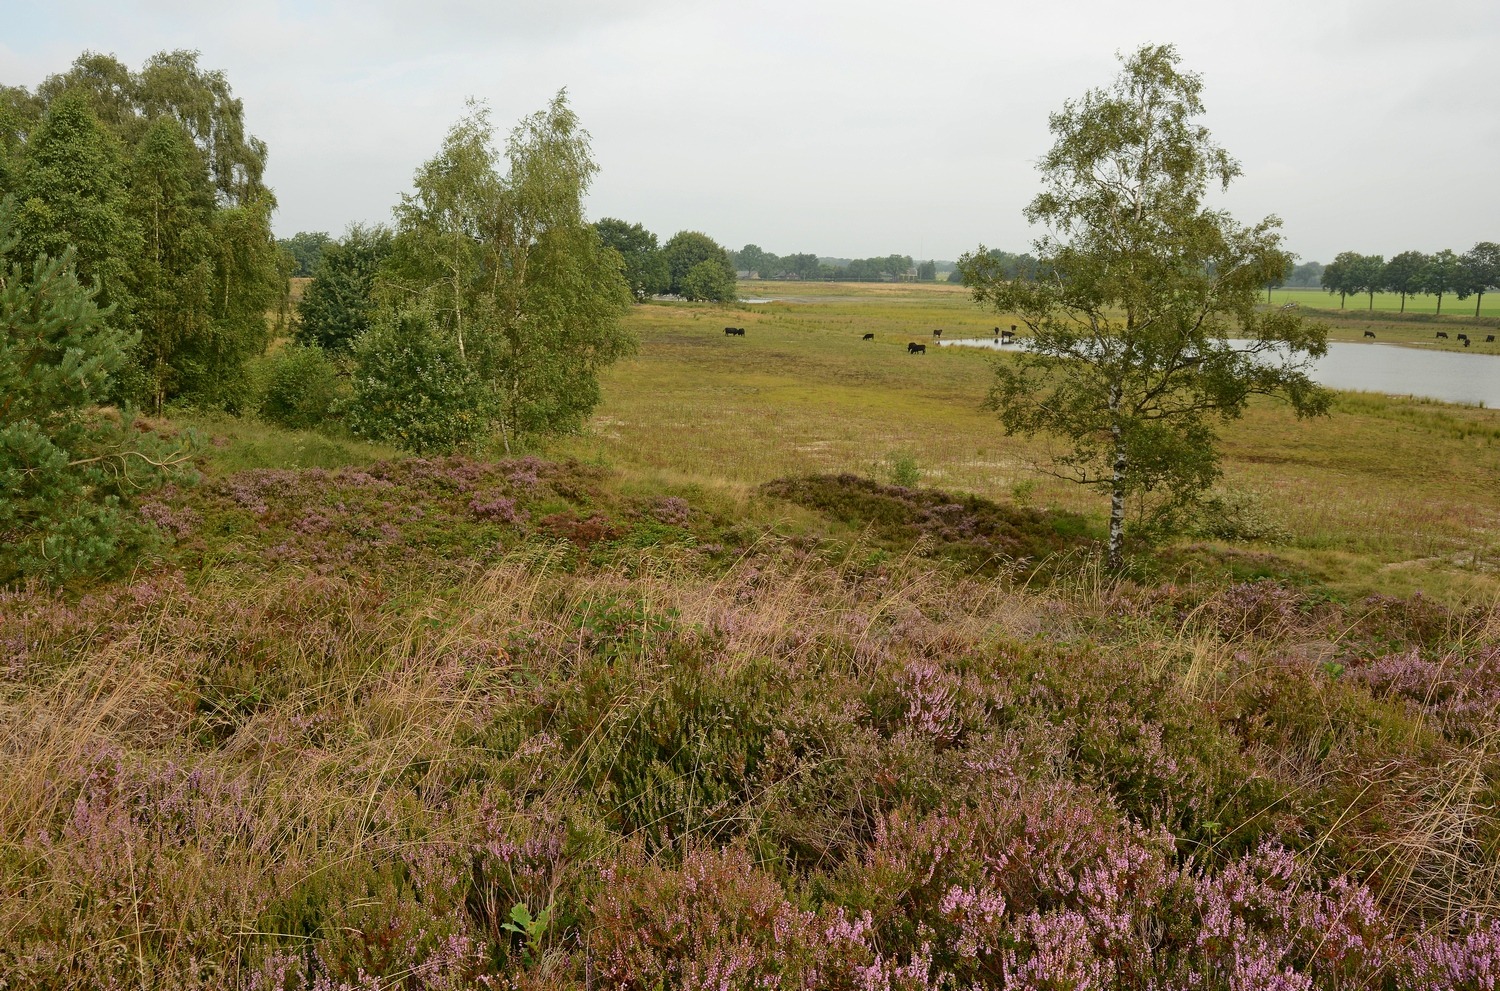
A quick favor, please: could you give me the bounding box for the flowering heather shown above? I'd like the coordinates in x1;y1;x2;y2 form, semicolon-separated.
3;454;1498;988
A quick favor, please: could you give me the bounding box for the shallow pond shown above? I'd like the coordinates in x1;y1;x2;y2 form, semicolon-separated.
940;337;1500;407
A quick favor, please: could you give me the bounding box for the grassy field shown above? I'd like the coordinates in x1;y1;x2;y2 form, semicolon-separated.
1270;285;1500;321
5;280;1500;989
545;281;1500;601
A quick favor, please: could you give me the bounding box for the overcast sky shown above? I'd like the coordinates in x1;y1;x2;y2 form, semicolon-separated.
4;1;1498;263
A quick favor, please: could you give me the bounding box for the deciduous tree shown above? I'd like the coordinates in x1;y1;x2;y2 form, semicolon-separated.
278;231;332;277
1420;248;1459;315
1320;252;1354;308
9;50;281;410
378;93;634;452
1382;250;1426;313
957;44;1329;570
1458;241;1499;318
596;218;669;298
662;230;736;301
1348;253;1385;311
126;117;213;410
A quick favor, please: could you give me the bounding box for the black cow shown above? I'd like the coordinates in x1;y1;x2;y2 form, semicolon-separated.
932;328;943;338
723;327;745;336
1465;338;1472;347
1488;335;1496;343
1364;331;1376;338
862;333;874;341
1458;334;1470;343
908;342;926;355
1437;332;1449;339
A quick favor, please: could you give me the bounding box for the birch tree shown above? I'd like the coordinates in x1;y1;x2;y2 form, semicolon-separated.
958;45;1330;570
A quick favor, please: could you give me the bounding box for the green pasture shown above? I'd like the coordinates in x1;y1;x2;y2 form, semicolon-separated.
545;280;1500;599
1270;285;1500;320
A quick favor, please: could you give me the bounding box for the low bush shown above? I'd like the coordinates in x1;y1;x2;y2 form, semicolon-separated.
257;342;343;430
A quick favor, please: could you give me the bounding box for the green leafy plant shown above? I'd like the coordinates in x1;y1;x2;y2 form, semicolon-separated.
258;342;342;429
887;451;921;488
500;901;552;961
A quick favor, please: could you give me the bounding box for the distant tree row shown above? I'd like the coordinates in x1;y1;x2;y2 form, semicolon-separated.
0;51;283;412
1319;243;1499;315
730;245;915;282
593;220;736;302
947;248;1041;285
279;230;332;277
1279;261;1324;288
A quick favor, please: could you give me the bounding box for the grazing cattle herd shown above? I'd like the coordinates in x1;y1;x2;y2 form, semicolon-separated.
713;321;1495;365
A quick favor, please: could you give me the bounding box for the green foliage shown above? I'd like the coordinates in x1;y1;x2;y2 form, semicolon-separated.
295;224;391;352
0;196;184;583
277;231;331;277
125;117;214;410
37;50;270;207
1322;250;1384;310
958;44;1330;569
732;242;779;279
344;310;492;454
8;92;137;319
1382;250;1426;312
1193;487;1293;543
662;230;737;301
886;450;922;487
500;901;552;961
916;259;937;281
1420;247;1461;314
595;217;669;299
9;51;280;411
378;93;634;451
1458;241;1500;317
258;343;342;430
679;257;737;303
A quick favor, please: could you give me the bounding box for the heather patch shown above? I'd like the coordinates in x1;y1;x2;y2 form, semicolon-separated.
4;453;1499;989
760;473;1092;576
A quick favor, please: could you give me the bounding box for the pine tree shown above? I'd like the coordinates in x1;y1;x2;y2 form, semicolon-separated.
11;92;138;318
0;195;186;584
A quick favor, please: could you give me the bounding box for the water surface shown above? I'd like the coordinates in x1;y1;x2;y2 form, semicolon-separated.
940;338;1500;407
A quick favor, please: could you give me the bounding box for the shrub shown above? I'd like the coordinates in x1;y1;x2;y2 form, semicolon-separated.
344;310;493;453
257;342;342;429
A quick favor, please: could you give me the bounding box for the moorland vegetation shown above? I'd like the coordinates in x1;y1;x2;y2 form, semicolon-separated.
2;44;1499;991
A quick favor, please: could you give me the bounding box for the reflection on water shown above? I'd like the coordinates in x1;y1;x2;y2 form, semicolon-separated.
940;338;1500;407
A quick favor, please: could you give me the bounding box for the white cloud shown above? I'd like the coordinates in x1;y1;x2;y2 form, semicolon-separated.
3;0;1498;260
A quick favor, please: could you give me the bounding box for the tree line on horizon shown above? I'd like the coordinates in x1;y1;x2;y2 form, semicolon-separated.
1316;243;1499;315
